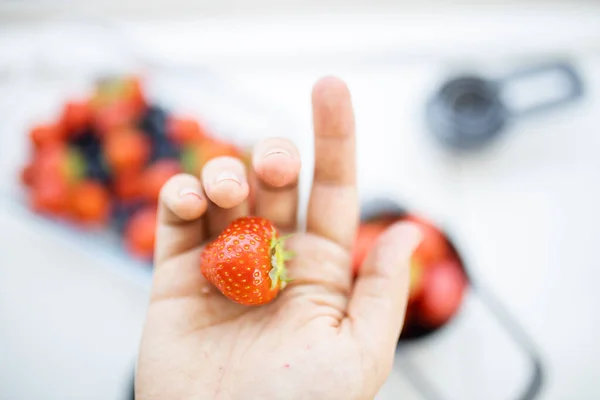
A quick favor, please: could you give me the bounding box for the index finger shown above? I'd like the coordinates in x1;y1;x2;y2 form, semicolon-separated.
306;76;359;249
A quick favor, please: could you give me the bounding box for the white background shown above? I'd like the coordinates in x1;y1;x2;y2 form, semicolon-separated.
1;2;600;399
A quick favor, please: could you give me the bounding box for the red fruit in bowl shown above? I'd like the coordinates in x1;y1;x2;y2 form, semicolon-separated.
112;171;141;201
351;222;387;275
29;123;66;149
20;164;36;187
30;175;69;216
93;101;135;134
69;181;111;225
61;100;92;134
139;160;182;204
201;216;292;306
104;128;151;175
418;260;467;328
125;206;158;260
404;214;450;265
167;117;209;146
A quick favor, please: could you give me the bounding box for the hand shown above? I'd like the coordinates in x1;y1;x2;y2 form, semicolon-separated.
135;77;422;400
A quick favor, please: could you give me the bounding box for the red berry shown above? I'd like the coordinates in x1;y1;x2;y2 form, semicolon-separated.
29;123;66;148
139;160;182;204
418;260;467;328
167;117;209;146
124;206;158;260
200;216;292;306
61;100;92;134
69;181;111;225
112;171;141;201
20;164;36;187
104;128;150;175
30;175;69;216
93;101;135;134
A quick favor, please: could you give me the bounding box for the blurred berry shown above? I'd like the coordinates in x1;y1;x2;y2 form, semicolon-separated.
139;105;168;140
20;164;35;187
70;128;101;155
111;200;144;234
139;159;182;204
112;170;141;202
103;128;151;175
61;100;92;135
150;136;180;162
30;175;69;216
29;123;66;149
167;116;209;146
93;101;135;135
69;180;111;225
124;206;158;260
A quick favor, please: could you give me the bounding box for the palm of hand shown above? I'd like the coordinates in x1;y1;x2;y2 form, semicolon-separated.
135;77;421;400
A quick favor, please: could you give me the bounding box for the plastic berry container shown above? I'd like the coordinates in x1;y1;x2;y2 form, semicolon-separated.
358;197;545;400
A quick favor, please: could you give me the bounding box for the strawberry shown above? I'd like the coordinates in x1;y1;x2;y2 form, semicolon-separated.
61;100;92;135
103;128;151;175
139;159;182;204
69;180;111;225
124;206;158;260
29;123;66;149
200;216;293;306
167;116;209;146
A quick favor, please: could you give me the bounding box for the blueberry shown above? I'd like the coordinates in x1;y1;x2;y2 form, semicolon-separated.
86;155;112;184
139;104;169;140
70;129;102;159
150;136;180;162
111;201;144;234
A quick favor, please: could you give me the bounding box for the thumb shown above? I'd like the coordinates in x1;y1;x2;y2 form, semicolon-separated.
347;221;422;363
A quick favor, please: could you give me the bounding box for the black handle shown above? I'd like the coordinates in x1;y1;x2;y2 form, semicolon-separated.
496;61;584;118
397;279;544;400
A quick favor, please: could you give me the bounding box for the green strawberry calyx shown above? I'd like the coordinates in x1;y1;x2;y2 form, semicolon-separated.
268;230;295;291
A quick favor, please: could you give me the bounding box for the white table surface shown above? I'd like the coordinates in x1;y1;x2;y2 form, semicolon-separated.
1;6;600;400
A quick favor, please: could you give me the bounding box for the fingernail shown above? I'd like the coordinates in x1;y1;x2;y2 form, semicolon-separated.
179;188;203;199
216;171;242;185
265;148;291;159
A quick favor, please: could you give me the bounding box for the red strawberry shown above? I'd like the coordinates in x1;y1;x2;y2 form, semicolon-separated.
103;128;151;175
124;206;158;260
139;160;182;204
200;216;293;306
167;117;209;146
69;180;111;225
29;123;66;149
30;175;69;216
112;171;141;201
61;100;92;134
